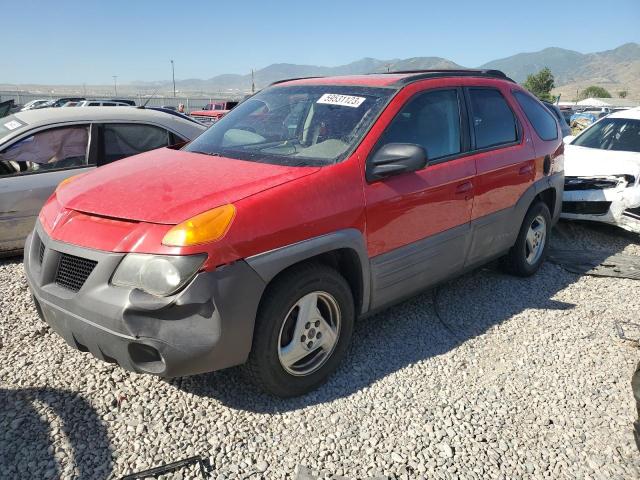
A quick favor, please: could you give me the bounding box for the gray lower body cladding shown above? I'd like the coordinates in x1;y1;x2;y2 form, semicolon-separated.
369;173;563;310
24;222;266;377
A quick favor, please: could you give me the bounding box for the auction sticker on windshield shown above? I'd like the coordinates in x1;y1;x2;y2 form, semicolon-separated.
317;93;366;108
3;120;23;130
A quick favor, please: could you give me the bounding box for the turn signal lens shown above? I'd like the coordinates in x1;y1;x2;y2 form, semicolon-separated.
162;204;236;246
55;173;84;192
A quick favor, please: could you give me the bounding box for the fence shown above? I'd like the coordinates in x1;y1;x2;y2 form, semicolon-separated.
0;91;246;113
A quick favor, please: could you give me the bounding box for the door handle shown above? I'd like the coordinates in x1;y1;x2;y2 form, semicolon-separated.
455;181;473;194
519;164;534;175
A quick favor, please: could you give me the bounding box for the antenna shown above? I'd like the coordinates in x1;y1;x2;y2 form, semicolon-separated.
138;88;160;108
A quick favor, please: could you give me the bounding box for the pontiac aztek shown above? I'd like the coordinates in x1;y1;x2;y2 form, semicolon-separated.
24;70;564;397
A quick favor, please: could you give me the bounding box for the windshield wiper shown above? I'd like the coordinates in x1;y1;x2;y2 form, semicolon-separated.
190;150;221;157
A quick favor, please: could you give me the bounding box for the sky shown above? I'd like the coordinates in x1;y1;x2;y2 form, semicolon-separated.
4;0;640;85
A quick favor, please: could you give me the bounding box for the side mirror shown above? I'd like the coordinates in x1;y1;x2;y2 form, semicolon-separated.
563;135;576;144
367;143;427;182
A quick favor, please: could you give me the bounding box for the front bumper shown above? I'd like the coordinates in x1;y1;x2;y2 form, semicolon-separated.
561;183;640;233
24;222;266;377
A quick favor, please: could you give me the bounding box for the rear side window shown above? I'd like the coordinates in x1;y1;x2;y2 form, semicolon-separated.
468;88;518;149
377;89;461;160
100;123;170;165
513;92;558;141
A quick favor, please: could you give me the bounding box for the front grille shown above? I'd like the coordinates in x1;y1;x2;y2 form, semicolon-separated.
564;177;620;191
562;201;611;216
38;240;45;264
55;253;97;292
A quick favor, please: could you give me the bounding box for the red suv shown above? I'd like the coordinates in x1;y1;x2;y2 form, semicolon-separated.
25;70;564;397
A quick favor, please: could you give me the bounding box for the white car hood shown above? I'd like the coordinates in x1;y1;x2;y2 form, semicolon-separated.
564;144;640;177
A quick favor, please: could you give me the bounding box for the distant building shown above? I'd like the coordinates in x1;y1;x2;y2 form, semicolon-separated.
559;97;639;108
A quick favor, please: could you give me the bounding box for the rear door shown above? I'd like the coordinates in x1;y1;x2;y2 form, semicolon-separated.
96;122;173;165
0;124;93;253
363;87;476;308
464;86;537;265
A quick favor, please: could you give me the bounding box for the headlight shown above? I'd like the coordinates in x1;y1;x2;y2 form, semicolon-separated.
622;174;637;187
111;254;206;296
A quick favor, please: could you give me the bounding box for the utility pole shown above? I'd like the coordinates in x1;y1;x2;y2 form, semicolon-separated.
171;60;176;98
112;76;118;96
251;69;255;93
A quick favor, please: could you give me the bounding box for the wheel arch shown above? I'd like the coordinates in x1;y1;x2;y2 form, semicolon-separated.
535;186;557;220
245;229;371;316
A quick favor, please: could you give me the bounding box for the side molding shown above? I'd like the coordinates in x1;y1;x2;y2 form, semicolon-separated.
245;229;371;315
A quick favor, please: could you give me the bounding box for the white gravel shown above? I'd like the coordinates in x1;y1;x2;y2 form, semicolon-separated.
1;221;639;479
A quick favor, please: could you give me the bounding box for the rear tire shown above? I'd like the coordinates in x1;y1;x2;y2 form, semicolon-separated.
503;201;551;277
244;263;355;397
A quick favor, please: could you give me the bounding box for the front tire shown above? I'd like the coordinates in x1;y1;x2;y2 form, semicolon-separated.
503;201;551;277
244;263;355;397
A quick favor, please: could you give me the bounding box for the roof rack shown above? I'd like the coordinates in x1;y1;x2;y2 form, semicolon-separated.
268;76;325;87
378;69;515;84
267;69;514;89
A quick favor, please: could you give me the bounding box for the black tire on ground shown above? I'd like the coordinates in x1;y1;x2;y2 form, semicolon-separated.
244;263;355;397
503;201;552;277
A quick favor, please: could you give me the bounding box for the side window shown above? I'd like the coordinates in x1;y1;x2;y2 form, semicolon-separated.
88;102;100;106
513;91;558;141
100;123;169;165
468;88;518;149
0;125;89;177
168;131;187;145
377;89;461;160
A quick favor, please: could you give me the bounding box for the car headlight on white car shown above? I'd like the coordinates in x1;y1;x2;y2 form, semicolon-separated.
111;254;206;296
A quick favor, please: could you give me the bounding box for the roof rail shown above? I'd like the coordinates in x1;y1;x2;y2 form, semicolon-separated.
266;70;514;89
379;69;515;84
268;76;325;87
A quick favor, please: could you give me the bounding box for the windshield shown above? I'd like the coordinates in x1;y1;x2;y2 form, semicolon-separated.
0;115;28;143
184;85;394;166
572;117;640;153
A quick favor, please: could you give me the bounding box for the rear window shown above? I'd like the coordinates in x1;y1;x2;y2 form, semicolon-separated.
514;92;558;141
468;88;518;149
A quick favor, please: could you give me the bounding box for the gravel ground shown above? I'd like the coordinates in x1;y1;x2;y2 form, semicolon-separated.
1;221;639;479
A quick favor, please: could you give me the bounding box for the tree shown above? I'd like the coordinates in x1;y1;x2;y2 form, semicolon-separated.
618;90;628;99
578;86;612;100
522;67;555;102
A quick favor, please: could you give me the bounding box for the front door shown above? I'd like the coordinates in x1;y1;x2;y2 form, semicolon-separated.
0;124;93;254
363;88;476;308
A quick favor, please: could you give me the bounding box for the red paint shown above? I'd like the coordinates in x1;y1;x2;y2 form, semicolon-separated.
41;74;562;271
190;110;228;120
55;148;320;223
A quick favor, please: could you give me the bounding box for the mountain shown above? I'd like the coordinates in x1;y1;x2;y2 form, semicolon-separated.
480;43;640;83
138;43;638;99
159;56;463;93
7;43;639;100
480;43;640;98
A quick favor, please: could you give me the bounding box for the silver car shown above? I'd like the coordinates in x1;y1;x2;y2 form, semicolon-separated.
0;107;205;256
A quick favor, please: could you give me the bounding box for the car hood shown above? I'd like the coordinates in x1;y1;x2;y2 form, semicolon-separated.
56;148;320;224
564;144;640;177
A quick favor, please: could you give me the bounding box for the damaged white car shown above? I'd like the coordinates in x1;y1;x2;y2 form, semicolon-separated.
562;108;640;233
